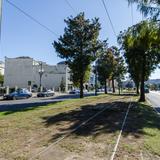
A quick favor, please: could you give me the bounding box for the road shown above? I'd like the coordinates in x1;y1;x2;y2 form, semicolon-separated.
146;91;160;113
0;92;96;112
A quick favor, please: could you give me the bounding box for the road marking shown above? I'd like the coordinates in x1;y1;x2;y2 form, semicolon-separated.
30;97;127;160
110;98;132;160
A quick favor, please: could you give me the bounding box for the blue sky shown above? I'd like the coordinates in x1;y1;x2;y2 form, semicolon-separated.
1;0;160;79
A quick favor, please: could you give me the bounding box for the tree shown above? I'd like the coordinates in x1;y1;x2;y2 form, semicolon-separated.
97;46;115;94
127;0;160;20
0;73;4;86
54;13;101;98
118;20;160;101
122;47;141;94
109;46;126;93
114;57;126;95
60;77;65;92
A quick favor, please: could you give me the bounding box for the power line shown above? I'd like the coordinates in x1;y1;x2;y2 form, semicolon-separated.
65;0;77;14
101;0;117;38
5;0;58;37
5;0;78;49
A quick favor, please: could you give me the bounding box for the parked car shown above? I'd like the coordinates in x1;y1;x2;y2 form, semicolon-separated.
3;88;32;100
37;89;55;97
144;88;149;93
97;88;105;92
69;89;80;94
83;89;88;94
69;89;88;94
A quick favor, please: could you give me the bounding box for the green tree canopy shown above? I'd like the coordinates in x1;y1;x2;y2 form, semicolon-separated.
0;73;4;85
97;44;115;94
54;13;101;98
118;20;160;101
127;0;160;20
109;46;126;93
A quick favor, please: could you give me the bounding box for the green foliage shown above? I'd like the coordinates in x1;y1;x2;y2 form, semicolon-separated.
60;77;66;92
0;73;4;85
118;20;160;101
54;13;101;98
96;42;115;93
110;46;126;91
96;43;126;94
128;0;160;20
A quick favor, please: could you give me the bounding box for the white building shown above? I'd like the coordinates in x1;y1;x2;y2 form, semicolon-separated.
0;61;4;75
4;57;72;91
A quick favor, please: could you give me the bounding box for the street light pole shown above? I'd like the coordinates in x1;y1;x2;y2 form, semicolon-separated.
94;51;98;96
38;62;44;92
94;60;98;96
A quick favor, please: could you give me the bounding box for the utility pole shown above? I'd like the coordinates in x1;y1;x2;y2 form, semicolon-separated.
94;59;98;96
38;62;44;92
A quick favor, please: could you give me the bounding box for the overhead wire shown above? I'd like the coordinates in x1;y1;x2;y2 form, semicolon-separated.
5;0;79;53
5;0;58;37
101;0;117;38
65;0;77;14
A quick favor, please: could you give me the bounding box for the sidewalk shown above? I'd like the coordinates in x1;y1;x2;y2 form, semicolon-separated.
150;91;160;95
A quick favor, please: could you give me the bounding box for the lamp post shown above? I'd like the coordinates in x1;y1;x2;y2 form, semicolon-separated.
38;62;44;92
94;52;98;96
94;61;98;96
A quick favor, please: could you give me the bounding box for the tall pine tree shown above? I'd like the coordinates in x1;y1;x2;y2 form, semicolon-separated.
54;13;101;98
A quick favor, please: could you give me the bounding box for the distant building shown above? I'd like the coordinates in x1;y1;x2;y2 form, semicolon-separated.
4;57;72;91
146;79;160;85
0;61;4;75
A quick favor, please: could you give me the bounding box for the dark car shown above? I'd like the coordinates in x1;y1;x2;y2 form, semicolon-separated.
144;88;149;93
37;89;55;97
3;89;32;100
69;89;80;94
69;89;88;94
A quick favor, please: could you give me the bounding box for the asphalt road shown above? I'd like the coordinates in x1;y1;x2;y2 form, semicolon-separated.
146;91;160;113
0;92;96;112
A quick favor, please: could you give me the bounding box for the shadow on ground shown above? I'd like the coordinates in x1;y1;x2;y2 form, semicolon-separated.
0;101;60;115
42;101;160;143
0;93;99;115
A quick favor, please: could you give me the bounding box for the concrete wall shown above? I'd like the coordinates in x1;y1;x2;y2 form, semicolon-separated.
4;57;33;88
4;57;72;91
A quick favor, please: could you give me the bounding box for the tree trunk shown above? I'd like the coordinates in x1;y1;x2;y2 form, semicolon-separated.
80;78;84;98
118;87;121;95
104;81;108;94
112;77;115;93
136;83;140;95
139;58;145;102
139;77;145;101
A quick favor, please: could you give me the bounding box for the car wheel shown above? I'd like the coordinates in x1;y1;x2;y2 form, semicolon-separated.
13;96;17;100
26;95;30;99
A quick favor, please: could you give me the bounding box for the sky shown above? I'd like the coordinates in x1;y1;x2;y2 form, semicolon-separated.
1;0;160;79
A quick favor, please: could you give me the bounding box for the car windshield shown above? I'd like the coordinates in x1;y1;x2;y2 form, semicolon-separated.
10;91;17;95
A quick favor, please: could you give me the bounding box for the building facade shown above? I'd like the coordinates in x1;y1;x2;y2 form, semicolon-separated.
4;57;72;91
